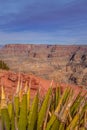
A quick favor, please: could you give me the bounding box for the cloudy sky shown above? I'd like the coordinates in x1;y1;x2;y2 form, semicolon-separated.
0;0;87;45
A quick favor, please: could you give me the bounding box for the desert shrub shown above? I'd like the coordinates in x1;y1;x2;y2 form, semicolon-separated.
0;83;87;130
0;60;9;70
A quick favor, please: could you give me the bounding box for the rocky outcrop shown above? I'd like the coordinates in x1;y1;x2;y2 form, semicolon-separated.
0;44;87;88
0;70;54;99
0;70;86;100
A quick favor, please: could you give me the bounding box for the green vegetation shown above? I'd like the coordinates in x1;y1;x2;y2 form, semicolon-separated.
0;83;87;130
0;60;9;70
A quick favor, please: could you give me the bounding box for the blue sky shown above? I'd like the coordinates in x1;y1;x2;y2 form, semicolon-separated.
0;0;87;45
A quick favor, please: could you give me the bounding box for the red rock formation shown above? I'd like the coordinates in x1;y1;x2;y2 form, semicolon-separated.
0;70;86;100
0;70;54;99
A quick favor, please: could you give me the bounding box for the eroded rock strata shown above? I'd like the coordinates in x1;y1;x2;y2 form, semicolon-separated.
0;44;87;87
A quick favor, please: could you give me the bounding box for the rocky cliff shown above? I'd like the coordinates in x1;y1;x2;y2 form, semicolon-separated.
0;44;87;87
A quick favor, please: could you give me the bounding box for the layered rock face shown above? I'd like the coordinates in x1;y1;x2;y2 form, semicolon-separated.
67;46;87;87
0;44;87;87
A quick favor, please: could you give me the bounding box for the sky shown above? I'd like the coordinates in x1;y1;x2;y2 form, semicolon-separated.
0;0;87;45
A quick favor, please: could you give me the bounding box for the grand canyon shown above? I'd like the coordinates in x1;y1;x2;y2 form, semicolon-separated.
0;44;87;88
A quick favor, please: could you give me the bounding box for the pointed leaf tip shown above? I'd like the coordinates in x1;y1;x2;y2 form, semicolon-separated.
50;80;54;88
25;81;28;93
16;79;20;95
1;85;5;100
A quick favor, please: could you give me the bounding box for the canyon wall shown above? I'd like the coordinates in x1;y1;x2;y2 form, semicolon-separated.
0;44;87;87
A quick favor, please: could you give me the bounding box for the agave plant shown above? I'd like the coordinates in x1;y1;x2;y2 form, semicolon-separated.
0;80;87;130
